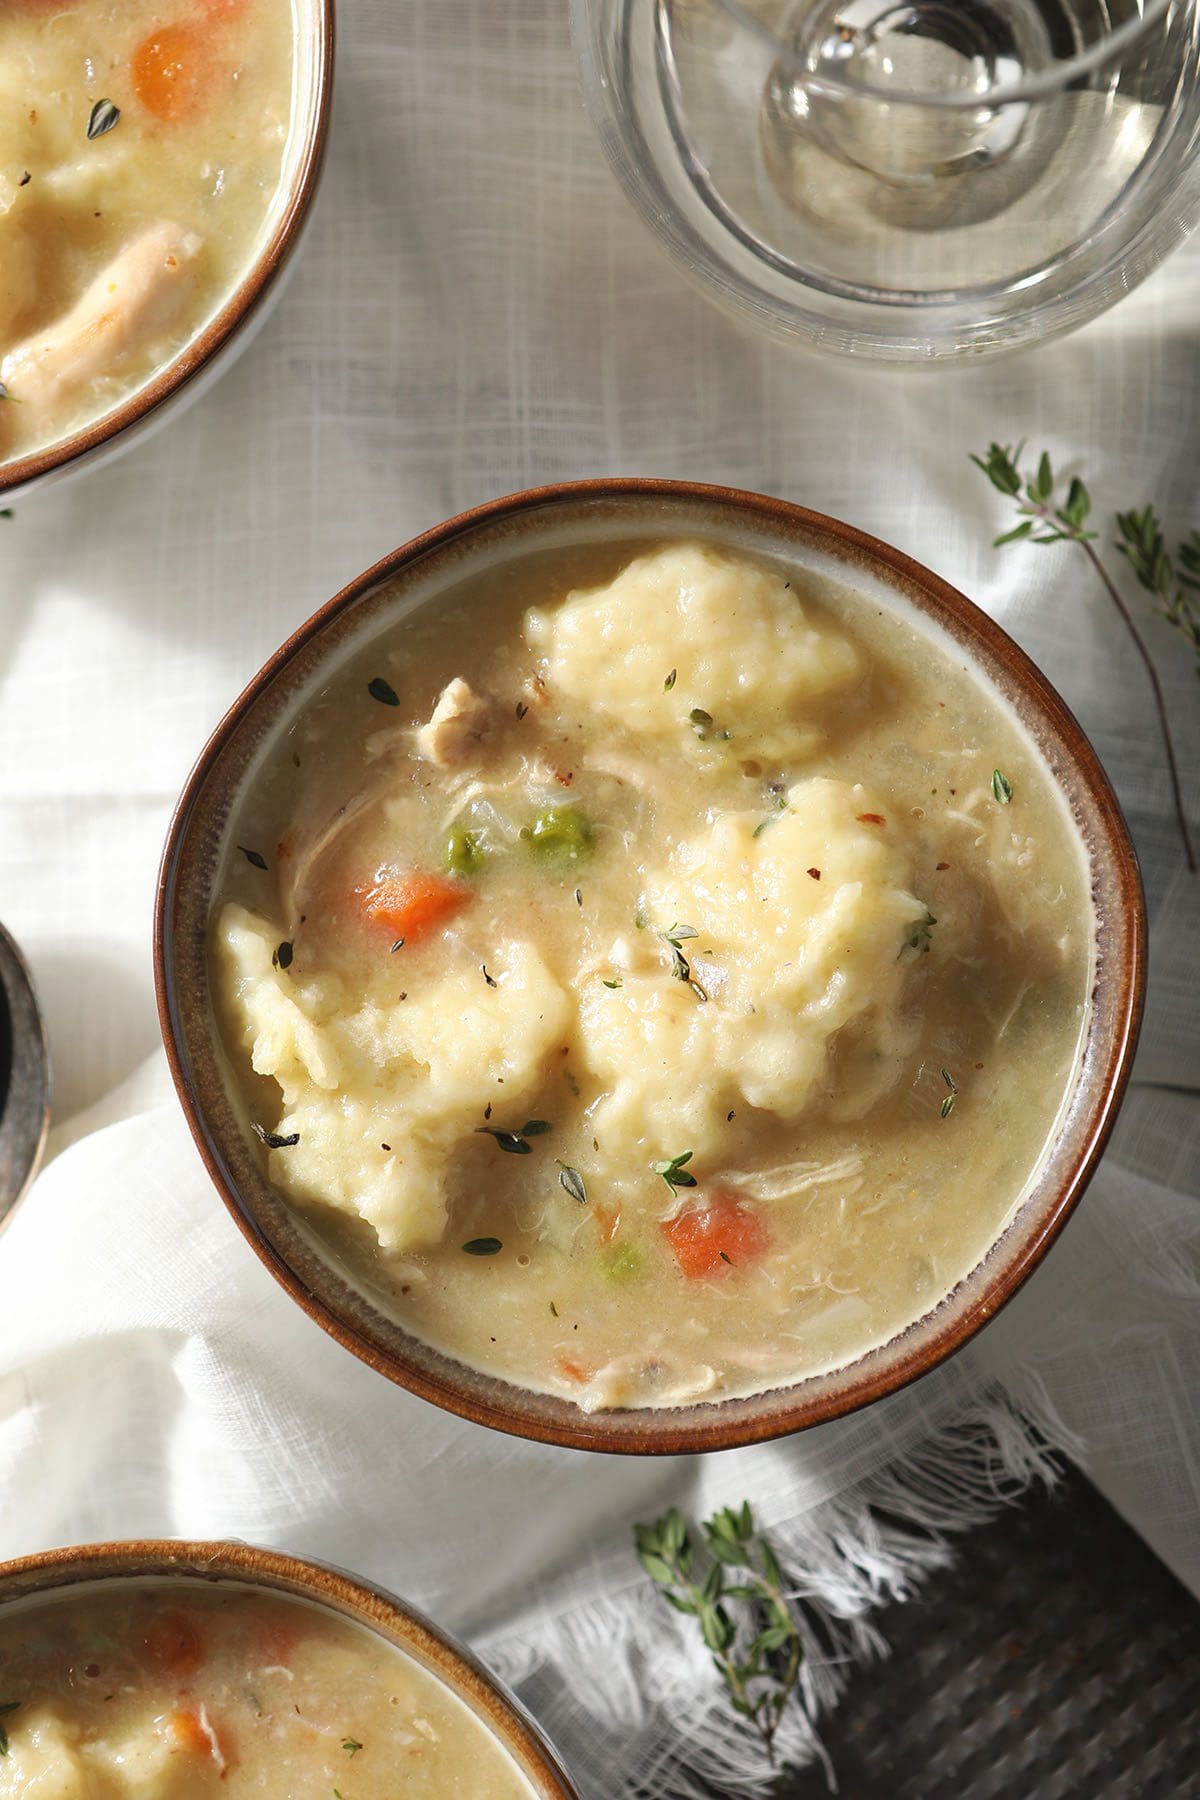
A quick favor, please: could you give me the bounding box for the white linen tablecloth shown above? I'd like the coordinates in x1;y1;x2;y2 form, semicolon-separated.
1;3;1197;1793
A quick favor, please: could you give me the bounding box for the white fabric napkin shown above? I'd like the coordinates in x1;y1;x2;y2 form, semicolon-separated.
1;2;1198;1792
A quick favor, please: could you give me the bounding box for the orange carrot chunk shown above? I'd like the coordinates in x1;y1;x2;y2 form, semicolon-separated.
661;1189;768;1278
132;23;213;122
167;1709;216;1755
356;871;472;941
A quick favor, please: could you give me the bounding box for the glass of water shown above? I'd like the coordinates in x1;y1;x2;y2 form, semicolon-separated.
571;0;1200;360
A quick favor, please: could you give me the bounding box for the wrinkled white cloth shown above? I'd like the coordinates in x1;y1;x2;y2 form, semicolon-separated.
0;2;1198;1793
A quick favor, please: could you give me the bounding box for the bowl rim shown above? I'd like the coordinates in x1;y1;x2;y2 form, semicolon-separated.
0;0;336;499
0;1537;579;1798
154;476;1147;1454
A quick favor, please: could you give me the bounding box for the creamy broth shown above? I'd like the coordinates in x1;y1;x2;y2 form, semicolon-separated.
0;1582;534;1797
214;542;1092;1411
0;0;294;466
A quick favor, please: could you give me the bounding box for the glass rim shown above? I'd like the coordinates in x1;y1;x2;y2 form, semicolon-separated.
711;0;1181;109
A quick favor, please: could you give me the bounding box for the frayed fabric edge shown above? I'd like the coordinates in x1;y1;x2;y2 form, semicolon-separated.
481;1379;1080;1799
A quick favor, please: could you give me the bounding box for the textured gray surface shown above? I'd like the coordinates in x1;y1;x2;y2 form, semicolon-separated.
784;1466;1200;1799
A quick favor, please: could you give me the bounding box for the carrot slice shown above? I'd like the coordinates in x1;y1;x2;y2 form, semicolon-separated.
139;1609;203;1677
132;23;213;122
167;1708;220;1756
554;1356;591;1384
356;871;472;941
661;1189;768;1278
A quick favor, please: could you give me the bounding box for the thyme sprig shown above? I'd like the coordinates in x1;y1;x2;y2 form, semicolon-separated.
1114;508;1200;679
654;1149;697;1191
634;1503;804;1766
661;922;709;1000
973;443;1196;871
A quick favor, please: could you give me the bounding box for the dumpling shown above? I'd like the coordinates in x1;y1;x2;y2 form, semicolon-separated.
524;542;862;763
576;778;927;1171
215;907;570;1251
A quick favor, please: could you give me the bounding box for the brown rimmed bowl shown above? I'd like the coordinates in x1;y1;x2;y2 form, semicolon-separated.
0;1539;578;1798
0;1;335;504
155;478;1146;1455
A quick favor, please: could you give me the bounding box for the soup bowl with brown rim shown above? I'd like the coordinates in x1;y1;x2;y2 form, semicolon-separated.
155;479;1145;1454
0;1539;577;1796
0;0;334;504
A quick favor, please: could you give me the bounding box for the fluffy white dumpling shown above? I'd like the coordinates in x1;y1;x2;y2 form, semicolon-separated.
524;542;862;762
577;778;926;1165
215;909;570;1252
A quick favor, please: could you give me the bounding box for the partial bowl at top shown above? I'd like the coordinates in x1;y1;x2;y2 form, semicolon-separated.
156;479;1144;1453
0;0;333;502
0;1538;576;1797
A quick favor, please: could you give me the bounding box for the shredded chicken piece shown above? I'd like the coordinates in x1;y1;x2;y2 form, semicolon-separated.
1;221;202;420
194;1703;227;1773
582;749;675;804
722;1154;865;1205
414;678;492;767
577;1355;719;1412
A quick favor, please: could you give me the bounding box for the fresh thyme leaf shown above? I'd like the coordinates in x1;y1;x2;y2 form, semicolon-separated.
634;1502;803;1766
663;923;698;946
253;1123;299;1149
390;938;405;953
237;845;268;870
557;1162;588;1205
973;443;1195;871
993;519;1034;548
669;944;691;982
602;976;622;989
515;701;529;719
689;708;713;728
475;1127;533;1154
462;1237;502;1256
273;940;294;970
940;1067;958;1119
0;508;12;519
342;1738;362;1755
481;963;498;987
521;1120;552;1135
991;768;1014;805
87;98;121;139
664;668;677;691
654;1150;697;1190
367;676;400;706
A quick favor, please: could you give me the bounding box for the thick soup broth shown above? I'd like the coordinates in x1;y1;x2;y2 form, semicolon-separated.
0;1582;533;1797
215;541;1091;1411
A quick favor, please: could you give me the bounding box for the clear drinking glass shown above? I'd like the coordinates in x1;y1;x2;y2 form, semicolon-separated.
571;0;1200;359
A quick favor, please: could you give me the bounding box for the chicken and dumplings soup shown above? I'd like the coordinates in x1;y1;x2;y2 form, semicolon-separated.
0;1581;534;1797
1;0;296;468
214;540;1092;1412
